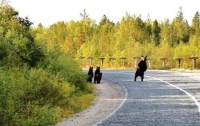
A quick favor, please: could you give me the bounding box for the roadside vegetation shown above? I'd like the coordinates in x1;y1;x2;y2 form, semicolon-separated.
0;1;95;126
1;0;200;125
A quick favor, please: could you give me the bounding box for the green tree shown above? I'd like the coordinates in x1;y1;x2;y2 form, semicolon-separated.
191;12;200;35
152;20;161;45
160;19;171;44
0;4;44;68
189;12;200;46
144;14;152;41
171;7;189;46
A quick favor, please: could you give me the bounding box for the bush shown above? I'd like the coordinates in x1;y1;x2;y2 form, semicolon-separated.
0;67;94;125
42;51;90;92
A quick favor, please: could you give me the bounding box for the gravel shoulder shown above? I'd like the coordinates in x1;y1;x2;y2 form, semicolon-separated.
56;80;125;126
175;69;200;80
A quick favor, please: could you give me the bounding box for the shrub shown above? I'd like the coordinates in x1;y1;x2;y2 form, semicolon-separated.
43;51;90;92
0;67;81;125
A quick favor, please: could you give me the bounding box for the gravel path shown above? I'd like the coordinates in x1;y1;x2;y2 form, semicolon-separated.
56;80;125;126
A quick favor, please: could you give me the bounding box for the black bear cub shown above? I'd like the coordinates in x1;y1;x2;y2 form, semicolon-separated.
87;66;93;83
94;66;102;84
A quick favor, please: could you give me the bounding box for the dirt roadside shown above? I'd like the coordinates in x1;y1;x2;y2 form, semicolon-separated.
56;80;125;126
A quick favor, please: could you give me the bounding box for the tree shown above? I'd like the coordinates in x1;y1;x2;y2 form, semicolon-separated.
189;12;200;46
144;14;152;41
152;20;161;45
171;7;189;46
191;12;200;35
160;19;171;44
80;9;89;19
0;4;44;67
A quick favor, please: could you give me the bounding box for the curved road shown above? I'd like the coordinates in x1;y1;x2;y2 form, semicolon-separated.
58;70;200;126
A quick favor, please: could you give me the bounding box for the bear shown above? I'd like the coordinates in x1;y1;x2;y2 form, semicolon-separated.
87;66;93;83
96;72;102;84
94;66;102;84
134;56;147;81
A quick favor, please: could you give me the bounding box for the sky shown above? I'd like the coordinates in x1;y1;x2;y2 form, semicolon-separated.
8;0;200;27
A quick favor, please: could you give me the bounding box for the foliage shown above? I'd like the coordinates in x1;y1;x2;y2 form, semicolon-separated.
2;1;200;125
41;45;92;92
0;68;61;125
0;2;95;126
0;4;44;68
0;67;95;125
33;7;200;69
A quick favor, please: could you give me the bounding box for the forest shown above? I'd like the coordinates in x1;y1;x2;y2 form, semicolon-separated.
1;0;200;125
35;8;200;69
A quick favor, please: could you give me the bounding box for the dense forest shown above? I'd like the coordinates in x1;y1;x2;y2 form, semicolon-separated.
1;0;200;125
35;8;200;69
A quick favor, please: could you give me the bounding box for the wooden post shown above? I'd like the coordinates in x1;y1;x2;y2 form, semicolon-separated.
120;57;127;67
160;58;168;68
79;56;85;67
99;57;105;67
189;56;198;69
87;57;93;66
109;58;116;67
175;57;182;68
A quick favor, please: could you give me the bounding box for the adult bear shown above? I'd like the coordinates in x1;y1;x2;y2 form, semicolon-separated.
94;66;102;84
134;56;147;81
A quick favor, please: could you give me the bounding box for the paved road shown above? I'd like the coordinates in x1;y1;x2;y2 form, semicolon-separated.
57;69;200;126
96;70;200;126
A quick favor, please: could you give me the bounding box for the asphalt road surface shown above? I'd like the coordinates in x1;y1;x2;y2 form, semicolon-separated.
58;69;200;126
